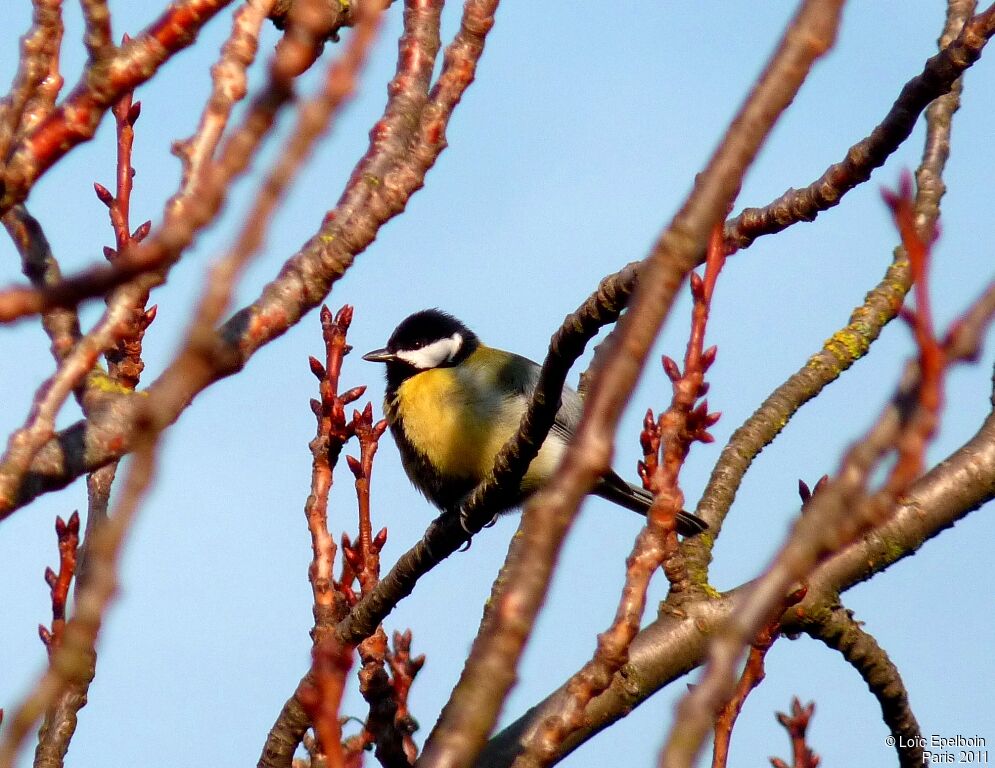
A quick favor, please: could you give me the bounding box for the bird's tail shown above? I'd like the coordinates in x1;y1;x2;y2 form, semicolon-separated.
594;471;708;537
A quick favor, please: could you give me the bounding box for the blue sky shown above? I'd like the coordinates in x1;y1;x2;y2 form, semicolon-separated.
1;2;993;767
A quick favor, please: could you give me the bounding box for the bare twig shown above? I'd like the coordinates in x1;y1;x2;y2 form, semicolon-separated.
306;305;364;634
98;85;155;391
1;0;236;212
418;5;844;768
769;699;819;768
2;204;80;362
481;358;995;767
79;0;114;62
0;0;64;163
800;604;923;767
37;511;80;655
685;0;978;574
385;630;424;763
347;405;412;768
0;410;159;768
713;586;808;768
711;593;800;768
724;1;994;252
298;638;354;768
168;0;277;221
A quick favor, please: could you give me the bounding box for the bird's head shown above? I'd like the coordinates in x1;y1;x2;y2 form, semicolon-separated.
363;309;479;385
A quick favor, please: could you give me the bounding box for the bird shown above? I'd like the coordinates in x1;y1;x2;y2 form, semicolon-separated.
362;309;708;537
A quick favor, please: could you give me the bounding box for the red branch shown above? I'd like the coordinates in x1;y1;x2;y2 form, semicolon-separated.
95;79;155;390
345;405;388;597
3;0;234;210
881;174;946;490
307;305;365;627
386;628;425;757
526;225;728;763
643;222;724;560
38;511;80;653
302;304;423;764
770;698;820;768
712;586;807;768
298;637;354;766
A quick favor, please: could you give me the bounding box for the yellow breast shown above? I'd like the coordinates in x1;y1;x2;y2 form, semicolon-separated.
389;349;565;489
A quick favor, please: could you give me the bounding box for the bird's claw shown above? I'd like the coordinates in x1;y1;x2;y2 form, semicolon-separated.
456;506;498;550
458;505;475;550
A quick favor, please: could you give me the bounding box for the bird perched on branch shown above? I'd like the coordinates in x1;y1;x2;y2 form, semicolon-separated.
363;309;708;537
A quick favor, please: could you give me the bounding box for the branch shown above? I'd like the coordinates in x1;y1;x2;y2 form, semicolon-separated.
723;0;995;251
0;0;63;163
0;412;159;768
800;603;923;767
1;205;80;362
479;284;995;768
2;0;494;519
685;0;978;574
769;699;819;768
79;0;114;63
417;4;844;767
1;0;236;212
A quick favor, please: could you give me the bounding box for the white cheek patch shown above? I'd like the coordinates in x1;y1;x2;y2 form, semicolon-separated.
396;333;463;369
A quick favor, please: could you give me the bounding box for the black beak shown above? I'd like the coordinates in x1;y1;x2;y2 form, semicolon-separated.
362;347;396;363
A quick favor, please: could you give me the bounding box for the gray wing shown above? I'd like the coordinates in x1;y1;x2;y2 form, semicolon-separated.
494;351;582;441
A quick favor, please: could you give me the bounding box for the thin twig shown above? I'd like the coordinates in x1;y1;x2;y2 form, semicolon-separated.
480;357;995;767
685;0;979;575
0;410;159;768
711;592;801;768
167;0;277;221
79;0;113;62
800;603;923;767
1;0;236;212
419;5;844;768
2;205;80;361
0;0;63;163
769;699;819;768
37;511;80;655
724;1;994;252
98;86;155;390
298;638;354;768
2;0;492;523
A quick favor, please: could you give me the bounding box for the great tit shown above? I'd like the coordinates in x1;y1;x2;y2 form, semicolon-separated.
363;309;708;537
